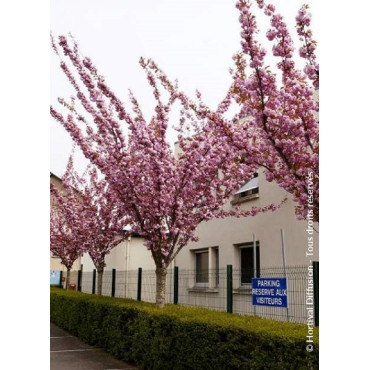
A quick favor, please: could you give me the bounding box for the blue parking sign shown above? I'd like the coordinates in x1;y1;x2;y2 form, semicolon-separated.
50;270;61;285
252;278;288;307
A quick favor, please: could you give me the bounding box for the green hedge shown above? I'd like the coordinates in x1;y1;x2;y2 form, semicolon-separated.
50;288;318;369
50;284;62;288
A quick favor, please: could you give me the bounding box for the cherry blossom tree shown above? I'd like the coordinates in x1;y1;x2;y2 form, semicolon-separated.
217;0;319;222
50;157;127;295
50;165;85;289
142;2;319;223
73;165;128;295
50;210;82;289
50;35;281;307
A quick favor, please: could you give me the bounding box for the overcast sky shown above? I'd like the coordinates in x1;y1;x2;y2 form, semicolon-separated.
50;0;318;177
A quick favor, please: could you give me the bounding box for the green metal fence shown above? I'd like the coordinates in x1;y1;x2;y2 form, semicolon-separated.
78;263;318;325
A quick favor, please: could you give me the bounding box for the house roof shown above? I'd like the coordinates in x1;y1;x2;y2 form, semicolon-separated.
50;172;82;197
50;172;62;182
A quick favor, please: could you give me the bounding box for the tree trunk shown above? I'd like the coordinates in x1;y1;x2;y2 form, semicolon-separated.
66;268;71;290
155;267;167;308
97;267;104;296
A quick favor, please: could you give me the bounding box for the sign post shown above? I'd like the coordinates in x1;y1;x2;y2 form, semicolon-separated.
253;233;257;316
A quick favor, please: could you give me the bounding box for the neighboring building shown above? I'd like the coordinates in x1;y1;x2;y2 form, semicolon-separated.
175;168;319;278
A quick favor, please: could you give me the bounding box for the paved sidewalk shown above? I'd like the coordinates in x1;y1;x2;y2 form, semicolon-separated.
50;322;138;370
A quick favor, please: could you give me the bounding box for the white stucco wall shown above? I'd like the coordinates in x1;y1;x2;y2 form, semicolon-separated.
81;236;155;272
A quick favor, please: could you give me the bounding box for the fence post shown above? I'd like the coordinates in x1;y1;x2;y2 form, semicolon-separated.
137;268;142;301
174;266;179;304
313;261;319;327
227;265;233;313
77;270;82;292
92;269;96;294
111;268;116;297
59;271;63;288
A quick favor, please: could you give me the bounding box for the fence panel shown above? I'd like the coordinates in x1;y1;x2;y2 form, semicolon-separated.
81;271;93;293
115;270;127;298
73;265;310;324
232;266;307;324
177;268;227;312
126;270;138;300
101;270;112;297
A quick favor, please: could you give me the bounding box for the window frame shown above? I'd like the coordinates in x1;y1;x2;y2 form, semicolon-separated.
194;249;209;287
192;247;220;288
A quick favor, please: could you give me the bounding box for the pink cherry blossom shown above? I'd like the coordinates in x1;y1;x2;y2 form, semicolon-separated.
200;0;319;222
50;155;128;295
50;34;280;306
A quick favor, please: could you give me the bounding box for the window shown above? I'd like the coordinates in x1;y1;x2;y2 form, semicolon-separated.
239;187;259;198
232;173;259;204
240;243;260;285
195;250;209;284
193;247;219;288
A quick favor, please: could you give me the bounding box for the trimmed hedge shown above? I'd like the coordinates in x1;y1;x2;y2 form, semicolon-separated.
50;284;62;288
50;288;318;369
